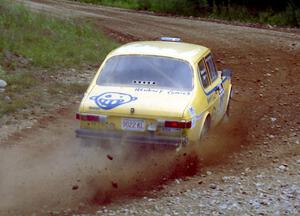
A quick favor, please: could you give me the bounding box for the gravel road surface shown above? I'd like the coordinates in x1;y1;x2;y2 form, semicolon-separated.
1;0;299;215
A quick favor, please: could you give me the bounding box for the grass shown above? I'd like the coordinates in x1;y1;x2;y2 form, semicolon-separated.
0;64;37;116
0;1;118;118
0;1;117;69
47;82;88;95
0;96;27;115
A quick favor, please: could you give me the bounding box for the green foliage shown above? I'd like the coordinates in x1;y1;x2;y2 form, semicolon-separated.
75;0;300;27
210;4;254;22
79;0;209;15
210;2;300;26
259;4;300;26
77;0;139;9
138;0;190;15
0;1;117;69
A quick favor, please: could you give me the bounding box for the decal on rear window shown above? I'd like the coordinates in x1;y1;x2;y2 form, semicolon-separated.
90;92;137;110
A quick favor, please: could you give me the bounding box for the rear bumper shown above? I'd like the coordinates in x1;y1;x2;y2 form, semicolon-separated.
75;128;187;149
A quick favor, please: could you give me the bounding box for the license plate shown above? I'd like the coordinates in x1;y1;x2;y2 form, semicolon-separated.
121;118;145;131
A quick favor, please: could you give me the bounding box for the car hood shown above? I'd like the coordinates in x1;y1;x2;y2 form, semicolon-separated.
81;86;193;119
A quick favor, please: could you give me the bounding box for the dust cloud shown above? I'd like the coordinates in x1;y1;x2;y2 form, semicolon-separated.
0;112;248;215
196;117;249;166
0;133;178;214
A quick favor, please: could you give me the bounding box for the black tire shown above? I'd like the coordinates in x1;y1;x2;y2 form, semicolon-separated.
200;117;210;140
226;98;231;117
226;89;233;117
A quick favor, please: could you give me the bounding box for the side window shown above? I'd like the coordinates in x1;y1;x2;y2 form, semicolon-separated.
198;60;210;88
205;54;218;82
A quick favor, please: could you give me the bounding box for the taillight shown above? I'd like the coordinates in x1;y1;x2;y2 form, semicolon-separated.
76;113;106;122
164;121;192;129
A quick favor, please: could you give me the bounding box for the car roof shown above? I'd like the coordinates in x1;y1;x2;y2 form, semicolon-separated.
109;41;210;63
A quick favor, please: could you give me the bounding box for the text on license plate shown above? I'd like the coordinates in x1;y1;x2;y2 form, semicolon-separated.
121;118;145;131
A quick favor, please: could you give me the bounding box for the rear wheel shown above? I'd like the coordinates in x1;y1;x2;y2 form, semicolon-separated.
226;89;234;117
200;117;210;140
226;97;231;117
222;93;232;123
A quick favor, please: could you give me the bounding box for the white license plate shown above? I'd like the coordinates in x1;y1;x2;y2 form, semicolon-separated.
121;118;145;131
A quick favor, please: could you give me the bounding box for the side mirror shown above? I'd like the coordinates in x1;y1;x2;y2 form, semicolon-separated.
221;69;232;78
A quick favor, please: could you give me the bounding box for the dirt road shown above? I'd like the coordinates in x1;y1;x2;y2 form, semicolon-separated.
1;0;300;215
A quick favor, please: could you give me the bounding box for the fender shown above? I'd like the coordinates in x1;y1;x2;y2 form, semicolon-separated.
185;110;210;142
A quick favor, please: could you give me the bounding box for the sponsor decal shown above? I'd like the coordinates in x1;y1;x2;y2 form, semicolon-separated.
167;90;191;96
134;87;191;95
135;87;164;93
219;84;225;96
188;107;196;128
219;84;225;112
90;92;137;110
188;107;196;117
196;113;203;121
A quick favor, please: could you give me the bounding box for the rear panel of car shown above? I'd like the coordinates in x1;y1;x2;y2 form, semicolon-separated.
79;115;185;138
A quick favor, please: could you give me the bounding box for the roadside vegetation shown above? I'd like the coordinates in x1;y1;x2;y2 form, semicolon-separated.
0;1;117;117
77;0;300;27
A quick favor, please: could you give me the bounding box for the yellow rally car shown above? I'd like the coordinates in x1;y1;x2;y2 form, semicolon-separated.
76;37;233;150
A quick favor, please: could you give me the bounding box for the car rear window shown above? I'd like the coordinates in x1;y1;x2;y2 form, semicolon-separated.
96;55;193;91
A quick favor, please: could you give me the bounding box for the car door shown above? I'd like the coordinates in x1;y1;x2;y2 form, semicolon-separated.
197;59;219;126
204;54;224;124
